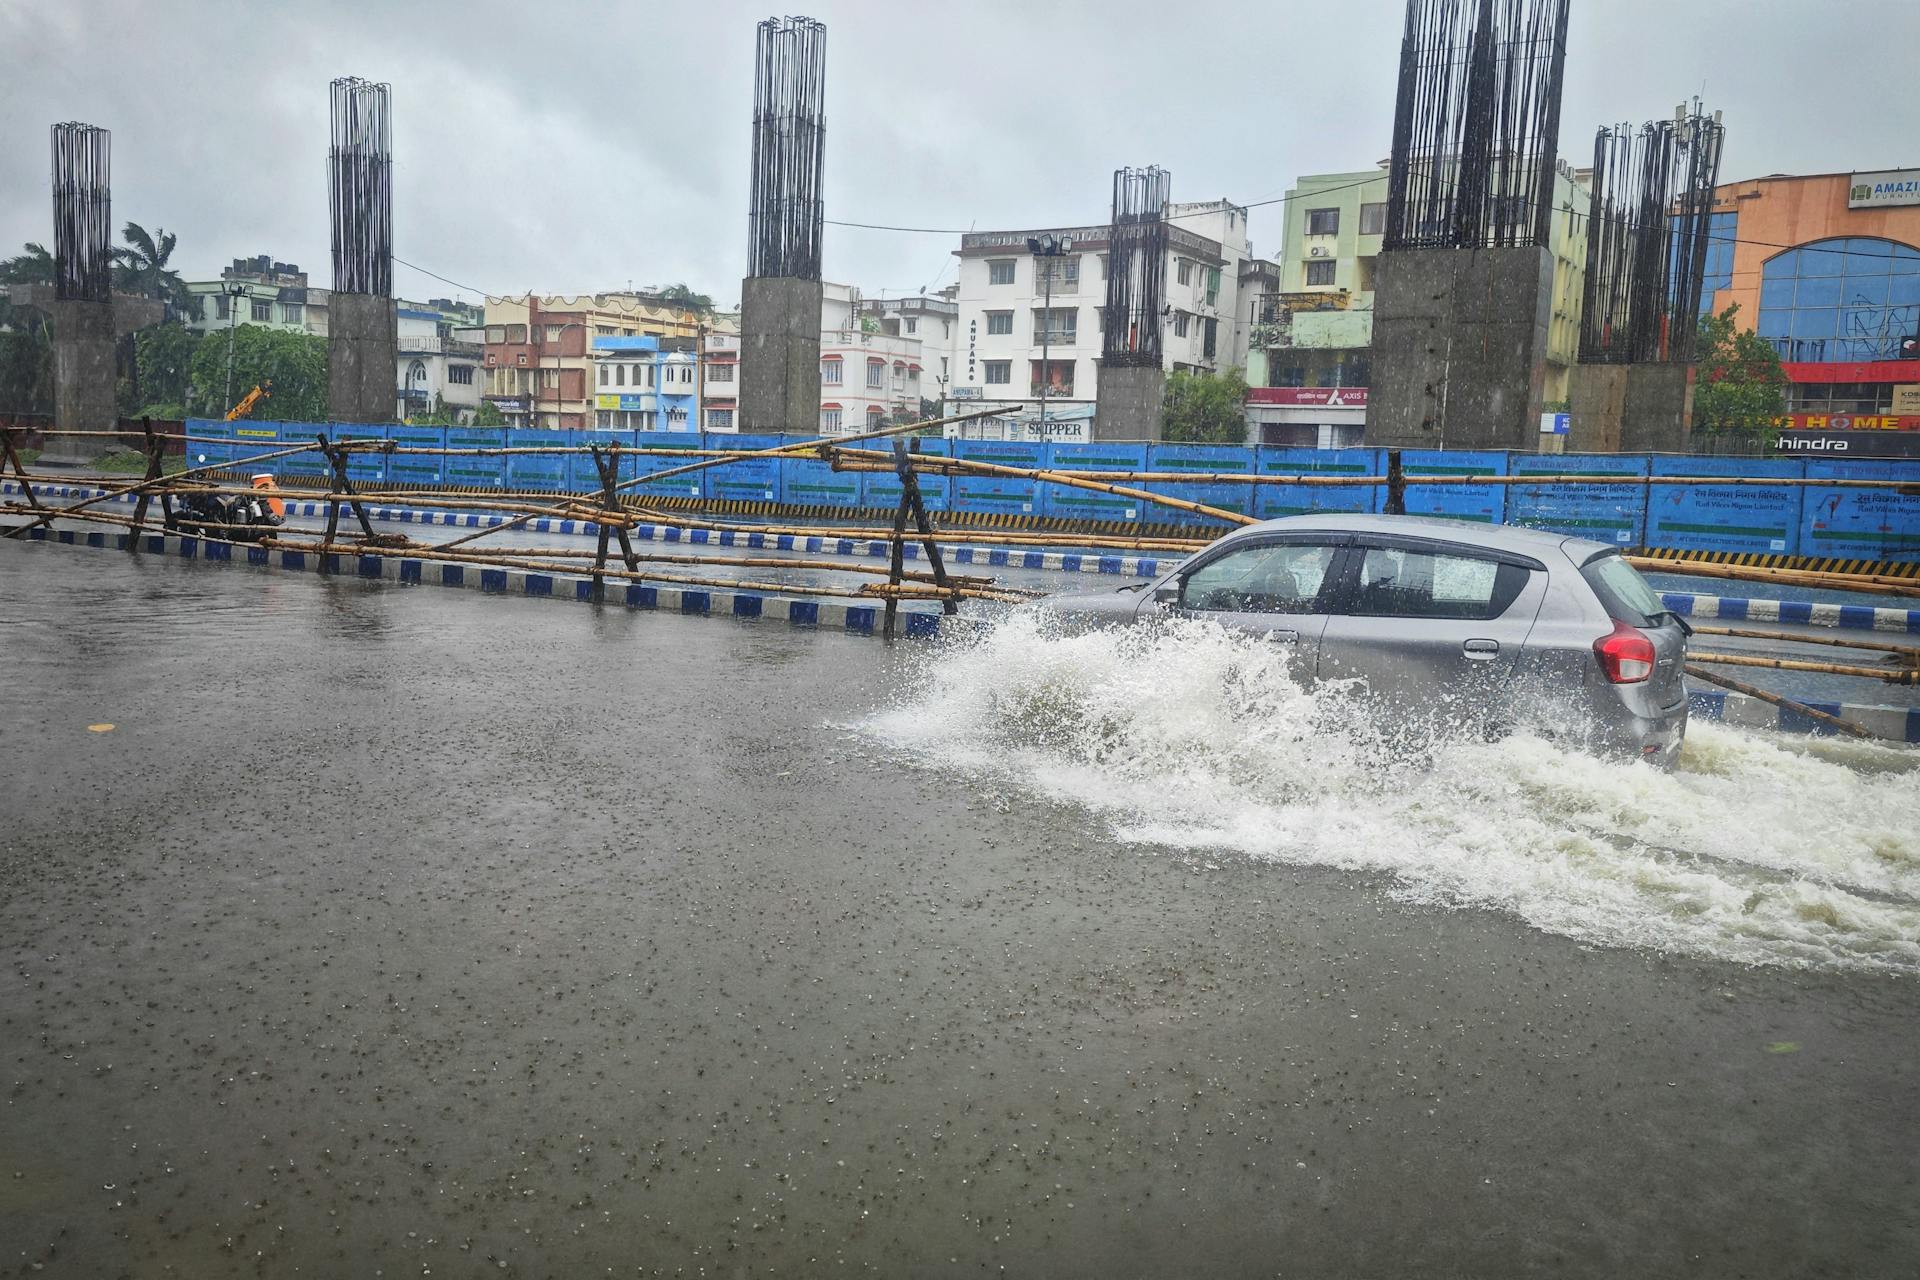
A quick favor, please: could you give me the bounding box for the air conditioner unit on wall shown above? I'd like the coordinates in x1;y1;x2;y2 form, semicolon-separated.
1309;247;1330;258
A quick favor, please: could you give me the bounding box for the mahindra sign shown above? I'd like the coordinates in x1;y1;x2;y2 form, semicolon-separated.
1247;387;1370;408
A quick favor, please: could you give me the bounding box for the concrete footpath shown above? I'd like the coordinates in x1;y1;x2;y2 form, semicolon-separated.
1;547;1916;1277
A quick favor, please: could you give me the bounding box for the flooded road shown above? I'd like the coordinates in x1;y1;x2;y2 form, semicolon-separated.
2;542;1916;1277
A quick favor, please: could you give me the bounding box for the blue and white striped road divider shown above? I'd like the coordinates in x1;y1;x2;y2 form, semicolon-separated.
1658;590;1920;635
1;481;1170;580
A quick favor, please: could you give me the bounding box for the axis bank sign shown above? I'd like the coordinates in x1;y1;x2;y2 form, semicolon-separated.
1848;169;1920;209
1247;387;1369;408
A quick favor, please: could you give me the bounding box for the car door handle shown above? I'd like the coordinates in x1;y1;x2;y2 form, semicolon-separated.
1462;638;1500;660
1266;629;1299;644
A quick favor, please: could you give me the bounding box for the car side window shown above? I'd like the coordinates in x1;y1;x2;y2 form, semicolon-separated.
1180;542;1338;614
1345;546;1528;620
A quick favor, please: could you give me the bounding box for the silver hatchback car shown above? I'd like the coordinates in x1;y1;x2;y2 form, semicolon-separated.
1038;514;1691;764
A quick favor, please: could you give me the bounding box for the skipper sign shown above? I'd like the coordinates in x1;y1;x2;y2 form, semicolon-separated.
1848;169;1920;209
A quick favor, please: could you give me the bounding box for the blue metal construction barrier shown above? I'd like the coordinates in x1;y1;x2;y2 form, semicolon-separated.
1509;453;1648;546
1254;448;1381;520
950;440;1047;518
1144;444;1257;527
184;421;1920;560
1400;450;1509;523
1046;442;1148;524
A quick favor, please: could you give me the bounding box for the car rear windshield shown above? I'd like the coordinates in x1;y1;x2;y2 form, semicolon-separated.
1581;552;1665;625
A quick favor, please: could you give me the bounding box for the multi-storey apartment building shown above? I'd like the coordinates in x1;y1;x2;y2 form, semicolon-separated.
795;281;925;435
942;201;1266;438
1246;161;1590;446
481;292;712;430
701;331;740;432
395;299;485;423
184;255;329;336
589;335;700;432
858;292;957;402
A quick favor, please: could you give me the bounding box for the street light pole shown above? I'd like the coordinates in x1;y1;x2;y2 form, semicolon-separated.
222;282;247;415
1025;233;1072;443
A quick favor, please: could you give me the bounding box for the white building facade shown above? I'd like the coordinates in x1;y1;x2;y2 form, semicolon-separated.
395;303;485;423
942;201;1268;439
814;282;928;435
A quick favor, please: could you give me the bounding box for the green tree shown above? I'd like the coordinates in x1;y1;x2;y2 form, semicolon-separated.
1691;304;1787;439
471;399;508;427
132;322;202;412
112;223;194;321
0;242;55;286
0;324;53;414
0;243;56;337
186;324;328;420
657;283;714;314
1161;368;1249;443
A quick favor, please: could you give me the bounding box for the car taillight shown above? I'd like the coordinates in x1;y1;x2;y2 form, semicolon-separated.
1594;619;1656;684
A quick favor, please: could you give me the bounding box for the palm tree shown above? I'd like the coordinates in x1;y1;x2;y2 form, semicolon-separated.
0;242;55;285
657;282;714;315
113;223;193;320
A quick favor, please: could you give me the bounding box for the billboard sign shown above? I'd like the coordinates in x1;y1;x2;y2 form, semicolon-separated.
1246;386;1369;408
1848;169;1920;209
1781;413;1920;431
1540;411;1570;434
1772;430;1920;458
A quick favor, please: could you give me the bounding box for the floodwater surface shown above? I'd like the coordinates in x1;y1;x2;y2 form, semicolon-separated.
2;542;1916;1278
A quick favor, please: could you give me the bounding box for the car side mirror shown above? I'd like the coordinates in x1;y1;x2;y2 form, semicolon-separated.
1153;584;1180;608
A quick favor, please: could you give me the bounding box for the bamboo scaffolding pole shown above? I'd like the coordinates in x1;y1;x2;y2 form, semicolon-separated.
1690;625;1920;663
1686;650;1919;685
1625;557;1920;599
823;458;1920;491
1684;664;1871;738
829;446;1259;528
1;480;1211;555
429;408;1010;555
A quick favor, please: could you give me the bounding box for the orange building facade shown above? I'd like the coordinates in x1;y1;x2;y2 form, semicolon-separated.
1700;170;1920;432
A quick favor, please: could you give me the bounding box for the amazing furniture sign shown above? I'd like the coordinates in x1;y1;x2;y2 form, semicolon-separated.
1848;169;1920;209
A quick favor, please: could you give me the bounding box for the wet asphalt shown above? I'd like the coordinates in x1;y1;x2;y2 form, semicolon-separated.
1;542;1916;1278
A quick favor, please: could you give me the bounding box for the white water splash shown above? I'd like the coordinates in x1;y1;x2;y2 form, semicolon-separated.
864;613;1920;973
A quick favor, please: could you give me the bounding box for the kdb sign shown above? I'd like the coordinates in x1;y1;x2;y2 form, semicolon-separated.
1848;169;1920;209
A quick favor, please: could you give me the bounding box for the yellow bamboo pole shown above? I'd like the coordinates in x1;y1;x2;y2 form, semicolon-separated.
1690;625;1920;663
1686;650;1919;685
1684;664;1871;738
829;446;1258;528
1625;557;1920;599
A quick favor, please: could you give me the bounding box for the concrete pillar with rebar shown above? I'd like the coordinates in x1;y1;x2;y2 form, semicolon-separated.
739;17;826;435
326;77;397;425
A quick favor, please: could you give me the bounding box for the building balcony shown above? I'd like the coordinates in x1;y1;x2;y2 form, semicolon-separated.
399;336;483;358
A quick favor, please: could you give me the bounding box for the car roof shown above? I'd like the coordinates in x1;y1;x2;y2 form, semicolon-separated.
1231;512;1611;560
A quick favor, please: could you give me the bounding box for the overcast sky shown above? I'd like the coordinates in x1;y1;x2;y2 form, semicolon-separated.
3;0;1915;310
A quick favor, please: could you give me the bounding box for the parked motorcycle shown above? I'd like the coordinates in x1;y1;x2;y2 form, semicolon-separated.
164;489;285;542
